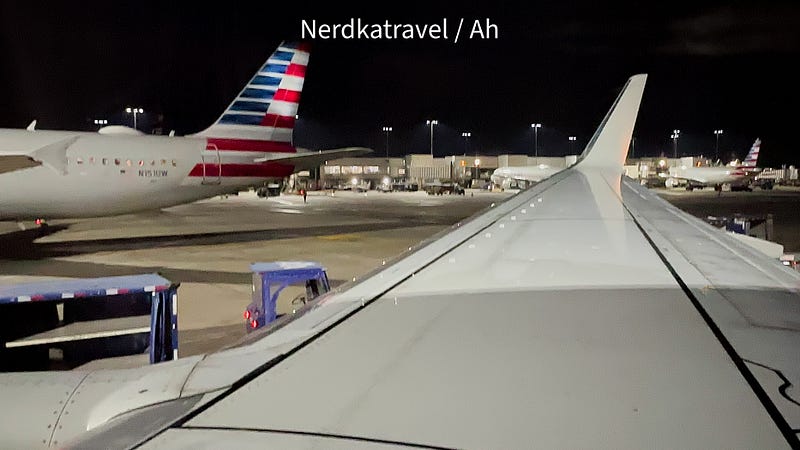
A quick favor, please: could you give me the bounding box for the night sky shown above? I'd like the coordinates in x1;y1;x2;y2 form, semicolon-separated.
1;2;798;167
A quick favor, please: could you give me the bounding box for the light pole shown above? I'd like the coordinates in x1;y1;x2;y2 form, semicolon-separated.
714;129;723;161
125;107;144;130
568;136;577;154
426;120;438;156
461;132;471;156
670;129;681;158
382;126;392;159
530;123;542;157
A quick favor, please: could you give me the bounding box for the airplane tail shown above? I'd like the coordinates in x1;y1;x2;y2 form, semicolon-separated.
193;41;310;153
739;138;761;168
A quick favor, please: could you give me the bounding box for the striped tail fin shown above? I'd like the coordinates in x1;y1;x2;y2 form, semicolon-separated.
740;138;761;168
193;41;309;153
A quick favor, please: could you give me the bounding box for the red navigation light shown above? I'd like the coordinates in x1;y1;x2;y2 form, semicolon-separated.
250;319;258;328
244;310;251;320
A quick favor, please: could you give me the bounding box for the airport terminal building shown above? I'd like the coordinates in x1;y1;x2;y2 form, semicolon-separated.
306;153;578;190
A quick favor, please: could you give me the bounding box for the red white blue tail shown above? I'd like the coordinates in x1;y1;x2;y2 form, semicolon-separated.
731;138;761;176
740;138;761;168
195;41;309;153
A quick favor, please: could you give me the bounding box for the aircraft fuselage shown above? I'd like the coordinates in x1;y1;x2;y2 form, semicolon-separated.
0;129;293;219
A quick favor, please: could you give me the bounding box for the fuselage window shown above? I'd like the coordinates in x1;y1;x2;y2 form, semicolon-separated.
102;158;108;165
126;159;132;167
171;159;177;167
150;160;156;166
76;157;84;165
138;160;144;167
89;157;95;164
114;158;121;166
161;159;167;166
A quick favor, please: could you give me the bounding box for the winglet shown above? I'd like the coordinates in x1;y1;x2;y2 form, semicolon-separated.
578;74;647;169
26;120;37;131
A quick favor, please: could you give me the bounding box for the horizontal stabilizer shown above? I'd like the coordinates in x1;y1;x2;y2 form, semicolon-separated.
254;147;372;171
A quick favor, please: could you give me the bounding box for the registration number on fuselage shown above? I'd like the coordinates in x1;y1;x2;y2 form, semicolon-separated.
138;169;169;178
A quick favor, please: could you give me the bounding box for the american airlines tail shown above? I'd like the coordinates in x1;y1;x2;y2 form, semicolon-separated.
0;39;369;219
740;138;761;168
192;41;309;153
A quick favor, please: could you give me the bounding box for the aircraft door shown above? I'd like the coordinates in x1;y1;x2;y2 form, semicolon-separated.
201;143;222;185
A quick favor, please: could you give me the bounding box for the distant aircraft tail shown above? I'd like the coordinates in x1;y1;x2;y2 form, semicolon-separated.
193;41;310;153
740;138;761;168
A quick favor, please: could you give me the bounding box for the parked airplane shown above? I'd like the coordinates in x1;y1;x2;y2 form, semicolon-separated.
665;138;761;190
0;42;369;220
1;75;798;448
490;163;561;189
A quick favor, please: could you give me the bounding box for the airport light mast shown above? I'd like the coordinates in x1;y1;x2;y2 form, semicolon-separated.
382;126;393;179
382;126;392;159
125;107;144;130
568;136;577;154
531;123;542;157
461;132;471;156
670;129;681;158
714;129;723;161
426;120;438;156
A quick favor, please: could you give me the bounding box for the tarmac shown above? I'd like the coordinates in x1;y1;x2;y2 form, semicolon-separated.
0;189;508;357
1;185;799;360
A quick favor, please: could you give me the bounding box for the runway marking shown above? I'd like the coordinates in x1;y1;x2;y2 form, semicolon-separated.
270;198;295;206
271;208;302;214
317;234;360;241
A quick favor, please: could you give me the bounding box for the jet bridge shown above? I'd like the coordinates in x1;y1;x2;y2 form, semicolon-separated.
0;274;179;371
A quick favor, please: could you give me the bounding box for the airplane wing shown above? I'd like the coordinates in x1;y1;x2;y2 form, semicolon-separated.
253;147;373;171
0;136;77;175
0;154;42;174
2;75;799;449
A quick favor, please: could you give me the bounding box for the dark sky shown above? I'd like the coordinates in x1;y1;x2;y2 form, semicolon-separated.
1;2;798;167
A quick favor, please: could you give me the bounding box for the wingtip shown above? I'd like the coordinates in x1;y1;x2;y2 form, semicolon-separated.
577;74;647;169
